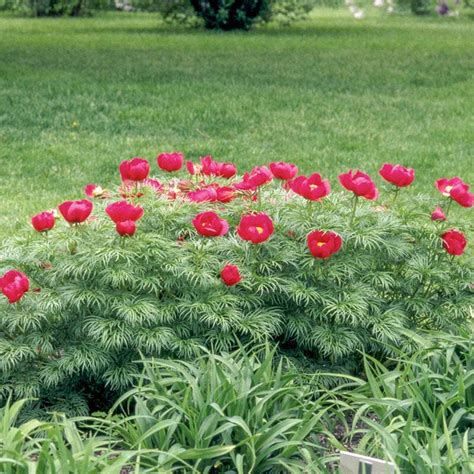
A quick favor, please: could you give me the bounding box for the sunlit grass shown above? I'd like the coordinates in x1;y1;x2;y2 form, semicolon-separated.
0;9;473;235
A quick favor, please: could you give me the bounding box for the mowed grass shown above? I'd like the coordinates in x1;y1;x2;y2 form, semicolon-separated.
0;10;473;235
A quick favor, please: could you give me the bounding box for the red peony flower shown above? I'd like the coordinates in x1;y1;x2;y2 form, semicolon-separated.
269;162;298;180
338;170;379;200
84;184;96;197
31;211;55;232
248;166;273;187
187;187;218;203
217;162;237;179
233;177;255;191
58;200;93;224
201;155;220;176
143;178;163;193
84;184;108;198
307;230;342;259
0;270;29;304
220;264;241;286
431;207;446;221
192;211;229;237
436;177;473;208
216;186;235;203
235;166;273;191
199;156;237;179
119;158;150;182
106;201;144;223
450;186;474;208
116;220;136;237
288;176;305;194
436;177;465;196
237;213;274;244
441;229;467;256
379;164;415;187
157;152;184;172
186;161;199;175
290;173;331;201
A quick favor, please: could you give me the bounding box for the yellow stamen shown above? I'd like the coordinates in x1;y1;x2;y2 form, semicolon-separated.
92;186;104;197
442;185;453;197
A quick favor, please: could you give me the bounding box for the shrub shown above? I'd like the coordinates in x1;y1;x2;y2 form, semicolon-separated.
132;0;203;27
270;0;314;26
411;0;433;14
4;0;109;16
187;0;314;29
0;155;472;412
158;0;202;26
189;0;271;30
35;0;85;16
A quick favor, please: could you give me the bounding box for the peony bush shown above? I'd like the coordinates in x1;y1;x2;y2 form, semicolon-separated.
0;154;472;412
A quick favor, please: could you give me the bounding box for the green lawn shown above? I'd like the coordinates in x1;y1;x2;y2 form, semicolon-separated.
0;10;473;235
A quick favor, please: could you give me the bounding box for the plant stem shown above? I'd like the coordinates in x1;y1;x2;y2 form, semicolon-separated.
445;198;452;218
392;187;400;205
132;182;138;205
349;195;358;226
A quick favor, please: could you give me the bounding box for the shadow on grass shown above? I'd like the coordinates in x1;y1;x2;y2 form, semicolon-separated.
61;15;474;39
5;9;472;38
66;22;402;36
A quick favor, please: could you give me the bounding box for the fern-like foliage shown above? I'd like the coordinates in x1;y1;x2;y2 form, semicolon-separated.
0;178;472;413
